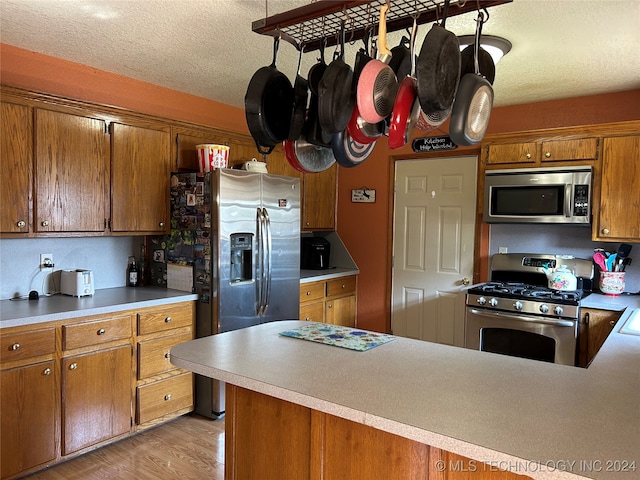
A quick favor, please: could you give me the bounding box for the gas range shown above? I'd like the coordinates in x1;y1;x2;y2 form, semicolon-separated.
466;281;586;319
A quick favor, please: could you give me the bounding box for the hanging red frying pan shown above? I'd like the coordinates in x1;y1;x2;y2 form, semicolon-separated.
347;103;384;145
283;140;307;173
356;4;398;124
388;17;420;150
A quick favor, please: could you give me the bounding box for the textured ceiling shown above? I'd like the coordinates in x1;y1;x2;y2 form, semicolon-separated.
1;0;639;109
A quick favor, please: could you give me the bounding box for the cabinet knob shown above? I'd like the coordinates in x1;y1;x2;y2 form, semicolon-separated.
43;368;51;376
327;303;333;309
341;284;346;289
17;220;26;228
610;320;616;326
10;343;20;351
164;394;172;401
69;363;78;370
159;222;165;228
164;352;170;359
601;228;610;235
306;291;311;296
545;151;551;158
526;153;531;159
164;316;172;323
41;220;50;227
97;328;106;335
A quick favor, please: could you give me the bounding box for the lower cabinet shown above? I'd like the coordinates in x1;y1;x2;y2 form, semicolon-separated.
226;385;531;480
578;308;623;367
0;300;195;479
299;275;357;327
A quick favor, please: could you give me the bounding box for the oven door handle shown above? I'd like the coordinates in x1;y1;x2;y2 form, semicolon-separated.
468;309;575;327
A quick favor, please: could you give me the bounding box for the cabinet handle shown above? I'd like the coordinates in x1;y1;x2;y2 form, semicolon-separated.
164;316;172;323
43;368;51;376
610;320;616;326
164;394;172;401
41;220;50;227
69;363;78;370
17;220;26;228
525;153;531;159
545;151;551;158
601;228;610;235
10;343;20;351
159;222;165;228
306;291;311;296
164;352;170;359
341;284;346;289
97;328;106;335
327;303;333;309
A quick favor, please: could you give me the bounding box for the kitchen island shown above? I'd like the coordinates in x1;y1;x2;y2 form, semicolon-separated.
170;313;640;480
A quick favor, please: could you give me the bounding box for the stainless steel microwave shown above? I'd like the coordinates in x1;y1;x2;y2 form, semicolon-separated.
484;166;592;224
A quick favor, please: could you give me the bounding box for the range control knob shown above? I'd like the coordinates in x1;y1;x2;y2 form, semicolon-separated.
554;306;564;316
540;304;550;314
489;298;499;307
514;301;523;311
476;296;487;305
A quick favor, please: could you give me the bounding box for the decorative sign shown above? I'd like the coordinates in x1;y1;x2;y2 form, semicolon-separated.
351;189;376;203
412;136;458;153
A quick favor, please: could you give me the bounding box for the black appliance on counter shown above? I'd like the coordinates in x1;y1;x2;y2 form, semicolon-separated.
301;237;331;270
464;253;594;366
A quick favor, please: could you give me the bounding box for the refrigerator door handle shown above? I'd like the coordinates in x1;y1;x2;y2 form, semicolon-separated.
262;208;272;315
256;208;265;316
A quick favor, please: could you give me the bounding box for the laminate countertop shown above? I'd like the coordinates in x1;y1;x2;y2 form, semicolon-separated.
171;312;640;480
0;287;198;329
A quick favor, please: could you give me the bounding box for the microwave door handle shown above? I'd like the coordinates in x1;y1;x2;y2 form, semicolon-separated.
565;184;573;217
468;308;575;327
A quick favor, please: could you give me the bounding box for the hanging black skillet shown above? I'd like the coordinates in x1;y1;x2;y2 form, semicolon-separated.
288;46;309;141
244;35;294;155
304;40;332;147
415;0;461;117
460;44;495;84
449;11;494;147
318;21;354;135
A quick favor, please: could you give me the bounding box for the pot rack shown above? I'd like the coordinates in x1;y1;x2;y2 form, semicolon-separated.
252;0;512;52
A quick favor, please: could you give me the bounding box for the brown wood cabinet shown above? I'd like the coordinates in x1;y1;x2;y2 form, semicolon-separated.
0;328;56;480
578;308;623;367
0;101;32;234
299;275;357;327
540;138;598;162
110;122;171;234
35;109;110;233
595;135;640;241
485;142;538;165
483;137;598;167
135;302;194;428
0;300;195;479
226;385;531;480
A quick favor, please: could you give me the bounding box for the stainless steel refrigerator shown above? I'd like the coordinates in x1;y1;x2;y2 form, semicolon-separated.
167;169;300;418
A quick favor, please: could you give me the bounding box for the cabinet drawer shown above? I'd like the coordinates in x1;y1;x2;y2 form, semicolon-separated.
137;303;193;335
137;372;193;424
300;282;325;304
326;276;356;298
138;332;193;380
1;328;55;363
63;315;131;350
300;302;324;323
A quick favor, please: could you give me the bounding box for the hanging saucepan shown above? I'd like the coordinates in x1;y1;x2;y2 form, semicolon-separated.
356;4;398;124
245;35;294;155
416;0;460;118
293;137;336;173
347;103;385;145
388;17;420;150
288;46;309;141
331;127;376;168
449;11;494;147
318;21;354;134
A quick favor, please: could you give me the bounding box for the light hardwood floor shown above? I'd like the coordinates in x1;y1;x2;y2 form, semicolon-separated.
24;415;225;480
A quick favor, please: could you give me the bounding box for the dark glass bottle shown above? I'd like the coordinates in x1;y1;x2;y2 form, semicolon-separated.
127;256;139;287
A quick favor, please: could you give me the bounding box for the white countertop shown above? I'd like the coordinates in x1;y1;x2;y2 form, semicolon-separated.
300;267;359;283
171;314;640;480
0;287;198;328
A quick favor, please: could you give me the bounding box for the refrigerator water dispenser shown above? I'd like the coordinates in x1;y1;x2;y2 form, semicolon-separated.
230;233;253;283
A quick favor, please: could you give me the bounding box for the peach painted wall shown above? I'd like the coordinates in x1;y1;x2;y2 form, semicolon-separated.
2;44;639;333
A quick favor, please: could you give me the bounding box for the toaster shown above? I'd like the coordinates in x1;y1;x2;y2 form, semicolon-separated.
61;269;95;297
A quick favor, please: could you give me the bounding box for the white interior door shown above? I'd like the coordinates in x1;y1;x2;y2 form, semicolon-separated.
391;156;477;346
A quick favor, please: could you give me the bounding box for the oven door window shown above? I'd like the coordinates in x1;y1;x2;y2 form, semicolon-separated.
481;327;556;363
491;185;564;216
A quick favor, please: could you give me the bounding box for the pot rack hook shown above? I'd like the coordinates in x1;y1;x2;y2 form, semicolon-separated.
473;10;486;75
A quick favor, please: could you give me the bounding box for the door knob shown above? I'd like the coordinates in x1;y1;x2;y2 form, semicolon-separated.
461;277;470;286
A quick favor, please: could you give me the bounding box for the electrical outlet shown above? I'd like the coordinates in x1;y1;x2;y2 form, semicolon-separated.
498;247;508;254
40;253;54;270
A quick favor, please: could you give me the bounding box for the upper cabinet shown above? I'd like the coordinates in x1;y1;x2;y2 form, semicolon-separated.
110;123;171;234
0;102;32;234
540;138;598;162
484;137;598;167
485;142;538;165
594;134;640;241
35;109;110;233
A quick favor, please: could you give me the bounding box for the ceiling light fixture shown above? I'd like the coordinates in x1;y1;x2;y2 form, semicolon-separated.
457;35;512;65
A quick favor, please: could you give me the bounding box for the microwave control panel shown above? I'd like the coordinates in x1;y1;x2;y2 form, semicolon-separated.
573;185;590;216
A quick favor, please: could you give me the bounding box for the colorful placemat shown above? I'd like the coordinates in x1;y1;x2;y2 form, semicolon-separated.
279;323;396;352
